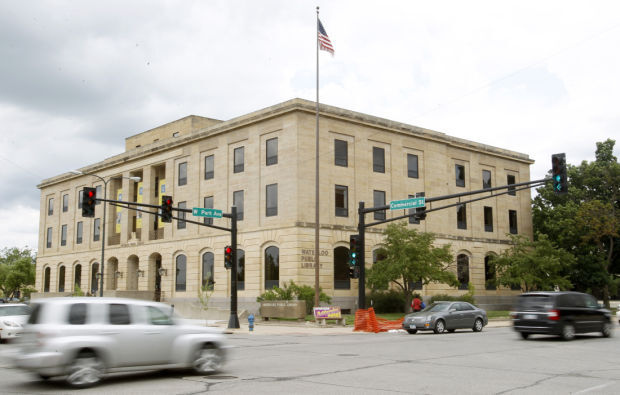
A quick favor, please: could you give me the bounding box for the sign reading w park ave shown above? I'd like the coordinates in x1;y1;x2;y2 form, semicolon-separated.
192;207;223;218
389;197;426;210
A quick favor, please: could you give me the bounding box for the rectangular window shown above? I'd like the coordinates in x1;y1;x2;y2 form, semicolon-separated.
507;174;516;196
76;221;83;244
46;227;52;248
509;210;518;234
484;206;493;232
373;190;386;220
48;198;54;215
335;185;348;217
334;139;348;167
483;170;492;189
96;185;102;205
62;194;69;212
456;164;465;187
408;194;420;224
373;147;385;173
109;304;131;325
234;147;244;173
78;190;83;209
266;138;278;166
61;225;67;246
94;218;100;241
266;184;278;217
407;154;419;178
178;162;187;186
457;204;467;229
203;196;213;225
204;155;214;180
233;190;244;220
177;201;186;229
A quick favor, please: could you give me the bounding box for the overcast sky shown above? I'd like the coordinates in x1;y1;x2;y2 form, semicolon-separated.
1;0;619;252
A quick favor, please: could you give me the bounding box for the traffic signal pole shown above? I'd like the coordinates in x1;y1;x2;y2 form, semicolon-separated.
227;206;240;329
358;201;366;309
355;176;551;310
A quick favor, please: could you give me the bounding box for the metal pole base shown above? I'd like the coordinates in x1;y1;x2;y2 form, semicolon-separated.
227;313;240;329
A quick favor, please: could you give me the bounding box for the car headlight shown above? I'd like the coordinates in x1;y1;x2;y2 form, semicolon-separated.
3;320;21;327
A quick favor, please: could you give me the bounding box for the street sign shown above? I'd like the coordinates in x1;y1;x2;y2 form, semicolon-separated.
192;207;223;218
389;197;426;210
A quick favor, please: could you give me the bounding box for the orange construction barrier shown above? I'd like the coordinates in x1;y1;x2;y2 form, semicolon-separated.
353;307;404;333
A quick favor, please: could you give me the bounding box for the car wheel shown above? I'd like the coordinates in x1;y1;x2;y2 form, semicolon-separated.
406;329;417;334
473;318;484;332
192;343;224;374
601;322;613;338
561;323;575;341
520;332;529;340
65;350;104;388
434;320;445;334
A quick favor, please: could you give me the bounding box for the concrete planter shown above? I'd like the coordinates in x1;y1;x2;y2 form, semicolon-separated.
259;300;306;320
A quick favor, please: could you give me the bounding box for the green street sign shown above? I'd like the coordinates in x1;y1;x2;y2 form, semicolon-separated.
192;208;223;218
389;197;425;210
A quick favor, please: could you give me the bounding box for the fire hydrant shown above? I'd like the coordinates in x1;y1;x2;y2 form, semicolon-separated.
248;314;255;332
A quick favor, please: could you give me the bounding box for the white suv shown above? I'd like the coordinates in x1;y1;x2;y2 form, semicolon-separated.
13;297;226;388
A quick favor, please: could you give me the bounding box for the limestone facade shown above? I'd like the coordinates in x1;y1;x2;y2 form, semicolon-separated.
35;99;534;314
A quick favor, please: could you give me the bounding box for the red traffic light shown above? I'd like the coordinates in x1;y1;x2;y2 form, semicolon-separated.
225;246;232;254
87;190;95;198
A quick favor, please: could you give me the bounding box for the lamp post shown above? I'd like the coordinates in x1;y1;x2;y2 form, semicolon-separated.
71;171;140;296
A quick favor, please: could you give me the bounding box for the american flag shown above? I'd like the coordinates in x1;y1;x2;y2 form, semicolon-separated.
318;19;334;55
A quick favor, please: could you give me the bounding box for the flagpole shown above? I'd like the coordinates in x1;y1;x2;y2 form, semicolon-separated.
314;6;321;308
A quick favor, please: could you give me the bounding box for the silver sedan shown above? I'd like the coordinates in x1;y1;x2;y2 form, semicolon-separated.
402;301;488;334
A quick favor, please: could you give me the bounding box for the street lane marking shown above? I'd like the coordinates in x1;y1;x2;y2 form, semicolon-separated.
574;382;615;394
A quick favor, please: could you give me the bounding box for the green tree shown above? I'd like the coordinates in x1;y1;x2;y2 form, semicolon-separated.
490;234;574;292
0;247;36;299
366;222;458;312
532;139;620;305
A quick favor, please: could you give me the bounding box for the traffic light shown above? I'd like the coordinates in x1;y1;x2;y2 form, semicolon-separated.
349;235;360;278
82;187;96;217
551;153;568;194
224;246;233;269
161;195;173;222
416;192;426;220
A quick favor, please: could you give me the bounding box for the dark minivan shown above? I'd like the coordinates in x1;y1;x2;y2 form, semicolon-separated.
512;291;613;340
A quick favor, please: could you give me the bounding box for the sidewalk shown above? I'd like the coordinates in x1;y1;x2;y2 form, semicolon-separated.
203;318;513;335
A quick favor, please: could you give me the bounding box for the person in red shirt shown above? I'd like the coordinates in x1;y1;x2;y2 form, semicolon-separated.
411;295;422;312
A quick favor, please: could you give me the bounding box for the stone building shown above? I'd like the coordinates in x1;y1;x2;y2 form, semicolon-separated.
35;98;533;316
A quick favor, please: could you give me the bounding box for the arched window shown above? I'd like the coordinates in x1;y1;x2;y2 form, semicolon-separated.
91;263;99;294
202;252;214;290
334;246;350;290
485;256;496;290
176;254;187;292
58;266;66;292
43;267;51;292
265;246;279;290
237;249;245;291
457;254;469;290
74;264;82;290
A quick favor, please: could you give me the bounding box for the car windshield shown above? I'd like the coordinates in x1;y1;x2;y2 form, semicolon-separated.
423;303;450;312
0;305;31;316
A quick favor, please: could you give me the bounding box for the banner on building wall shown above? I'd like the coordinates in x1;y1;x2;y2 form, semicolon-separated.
136;182;143;229
158;179;166;227
116;189;123;233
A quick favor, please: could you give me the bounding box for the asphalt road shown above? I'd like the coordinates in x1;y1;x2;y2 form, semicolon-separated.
1;326;619;394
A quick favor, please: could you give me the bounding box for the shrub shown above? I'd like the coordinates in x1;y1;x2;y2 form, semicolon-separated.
368;290;406;313
257;281;331;315
429;283;476;305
